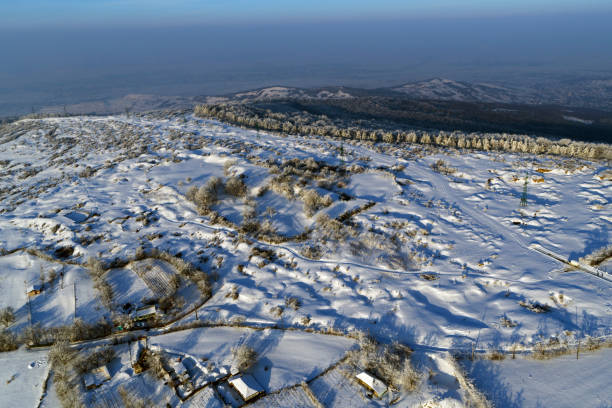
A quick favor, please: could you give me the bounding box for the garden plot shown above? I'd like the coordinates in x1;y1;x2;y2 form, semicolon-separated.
149;326;355;393
309;365;382;407
131;259;178;298
247;385;314;407
83;342;181;408
106;267;154;308
88;374;178;408
182;386;224;408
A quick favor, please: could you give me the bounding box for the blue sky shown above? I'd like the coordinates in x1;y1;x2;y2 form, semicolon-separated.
3;0;612;28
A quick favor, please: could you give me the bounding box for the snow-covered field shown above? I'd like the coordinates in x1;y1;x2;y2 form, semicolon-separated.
0;252;105;332
0;349;49;407
0;112;610;406
462;347;612;407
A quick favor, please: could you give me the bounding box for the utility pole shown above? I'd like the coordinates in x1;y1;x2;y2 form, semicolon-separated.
25;281;33;342
520;174;528;207
73;281;77;322
40;265;45;291
27;295;32;328
575;306;578;328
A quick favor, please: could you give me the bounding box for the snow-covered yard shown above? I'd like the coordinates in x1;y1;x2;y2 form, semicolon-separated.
0;349;49;408
150;326;355;393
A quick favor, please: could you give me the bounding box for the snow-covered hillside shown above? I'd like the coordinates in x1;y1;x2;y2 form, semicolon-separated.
0;112;610;407
392;78;533;104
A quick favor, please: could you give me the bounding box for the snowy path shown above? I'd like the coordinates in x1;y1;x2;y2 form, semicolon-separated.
410;160;534;253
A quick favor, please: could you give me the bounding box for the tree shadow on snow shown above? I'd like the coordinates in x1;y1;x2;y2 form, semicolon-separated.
465;360;525;408
568;224;609;262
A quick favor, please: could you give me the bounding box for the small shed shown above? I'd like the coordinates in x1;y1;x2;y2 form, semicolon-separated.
27;284;42;297
132;305;158;322
228;374;264;402
83;365;111;390
356;371;387;398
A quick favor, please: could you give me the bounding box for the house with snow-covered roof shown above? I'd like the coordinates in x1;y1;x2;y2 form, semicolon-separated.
228;374;264;401
356;371;388;398
132;305;158;322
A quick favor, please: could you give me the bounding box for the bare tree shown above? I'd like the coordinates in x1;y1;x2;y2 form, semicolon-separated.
0;307;15;327
232;345;258;372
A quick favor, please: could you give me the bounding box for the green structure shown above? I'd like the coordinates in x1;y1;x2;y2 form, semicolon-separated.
520;174;528;207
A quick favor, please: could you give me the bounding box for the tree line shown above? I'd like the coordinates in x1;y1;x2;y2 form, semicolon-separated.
194;103;611;161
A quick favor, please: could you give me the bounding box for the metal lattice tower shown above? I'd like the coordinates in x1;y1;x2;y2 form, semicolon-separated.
520;174;528;207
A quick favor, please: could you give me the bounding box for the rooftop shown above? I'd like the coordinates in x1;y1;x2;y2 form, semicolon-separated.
229;374;264;401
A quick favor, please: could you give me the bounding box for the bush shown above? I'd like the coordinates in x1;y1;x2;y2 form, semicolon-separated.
87;257;105;278
206;176;224;195
159;295;185;314
0;307;15;327
86;257;114;309
349;333;419;392
580;244;612;266
226;284;240;300
270;305;284;317
73;345;115;374
301;189;333;217
232;345;258;372
49;340;76;367
431;159;456;175
71;318;113;342
187;176;226;210
250;247;276;261
225;176;247;197
519;300;551;313
49;340;86;408
285;297;301;310
0;330;18;352
118;386;152;408
94;280;114;309
195;185;217;208
301;245;322;259
143;351;169;380
315;214;346;240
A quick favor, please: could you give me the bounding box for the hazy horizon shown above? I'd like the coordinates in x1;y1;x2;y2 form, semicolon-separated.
2;11;612;117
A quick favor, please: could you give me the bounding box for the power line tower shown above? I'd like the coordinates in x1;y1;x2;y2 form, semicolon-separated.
520;174;528;207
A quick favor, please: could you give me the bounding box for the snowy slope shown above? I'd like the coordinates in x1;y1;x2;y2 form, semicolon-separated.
1;111;611;407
